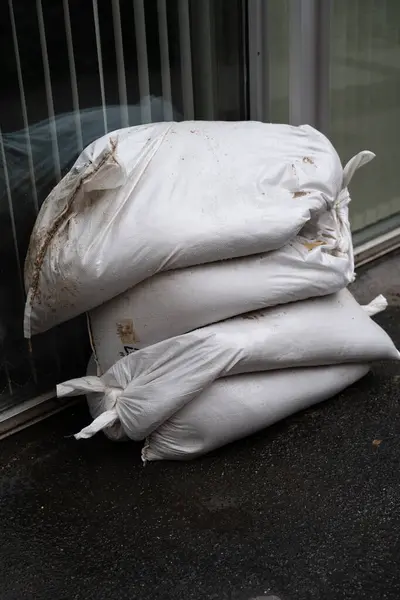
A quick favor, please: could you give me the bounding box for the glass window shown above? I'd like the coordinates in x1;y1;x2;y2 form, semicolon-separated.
330;0;400;233
0;0;246;413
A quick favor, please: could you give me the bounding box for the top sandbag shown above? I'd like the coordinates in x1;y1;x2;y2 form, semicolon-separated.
24;120;371;336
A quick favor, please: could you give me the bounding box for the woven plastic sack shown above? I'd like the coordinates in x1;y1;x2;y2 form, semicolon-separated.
143;364;370;461
24;119;373;336
58;290;399;442
89;230;362;372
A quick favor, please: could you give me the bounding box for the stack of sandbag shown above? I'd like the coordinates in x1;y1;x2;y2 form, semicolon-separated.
23;120;399;461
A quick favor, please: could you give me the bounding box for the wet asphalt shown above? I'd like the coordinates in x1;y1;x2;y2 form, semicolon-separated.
2;245;400;600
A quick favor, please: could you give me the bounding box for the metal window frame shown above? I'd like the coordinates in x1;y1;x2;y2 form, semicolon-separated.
247;0;328;125
288;0;331;131
248;0;399;264
247;0;331;128
247;0;270;121
0;392;81;440
354;224;400;267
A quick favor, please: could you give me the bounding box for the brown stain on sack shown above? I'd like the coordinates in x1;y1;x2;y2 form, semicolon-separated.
243;313;260;321
116;319;137;344
302;156;314;165
242;309;269;321
303;240;325;251
27;138;119;306
293;191;310;198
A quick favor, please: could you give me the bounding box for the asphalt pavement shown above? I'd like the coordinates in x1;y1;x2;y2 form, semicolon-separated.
1;252;400;600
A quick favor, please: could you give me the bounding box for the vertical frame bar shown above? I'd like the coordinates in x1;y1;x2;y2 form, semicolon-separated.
178;0;194;119
289;0;331;129
63;0;83;152
315;0;331;134
92;0;108;133
241;0;250;120
111;0;129;127
261;2;271;121
8;0;39;213
133;0;151;122
0;129;24;291
36;0;62;181
191;0;215;120
247;0;270;122
247;0;263;121
288;0;317;126
157;0;173;121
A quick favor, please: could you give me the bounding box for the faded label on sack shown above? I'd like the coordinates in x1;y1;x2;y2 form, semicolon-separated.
116;319;141;358
116;319;137;344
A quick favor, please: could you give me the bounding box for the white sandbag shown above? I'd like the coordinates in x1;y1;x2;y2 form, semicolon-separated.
24;119;373;336
89;233;358;372
57;290;399;442
143;363;371;461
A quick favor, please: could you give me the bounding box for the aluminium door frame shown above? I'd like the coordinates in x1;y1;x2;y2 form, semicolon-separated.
247;0;400;260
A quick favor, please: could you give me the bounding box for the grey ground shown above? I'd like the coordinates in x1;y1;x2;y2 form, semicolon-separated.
0;254;399;600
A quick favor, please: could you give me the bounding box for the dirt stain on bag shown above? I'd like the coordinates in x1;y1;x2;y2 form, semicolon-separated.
293;190;310;198
116;319;137;344
303;240;325;251
26;139;119;306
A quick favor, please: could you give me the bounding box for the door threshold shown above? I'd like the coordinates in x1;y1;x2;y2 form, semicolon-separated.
354;226;400;267
0;391;81;440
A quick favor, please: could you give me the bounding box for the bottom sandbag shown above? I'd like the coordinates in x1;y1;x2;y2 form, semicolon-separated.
143;363;370;461
59;290;397;443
